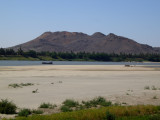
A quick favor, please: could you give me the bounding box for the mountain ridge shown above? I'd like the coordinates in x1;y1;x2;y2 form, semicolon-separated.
10;31;159;54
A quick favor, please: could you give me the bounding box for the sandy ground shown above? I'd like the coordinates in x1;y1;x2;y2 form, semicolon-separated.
0;65;160;110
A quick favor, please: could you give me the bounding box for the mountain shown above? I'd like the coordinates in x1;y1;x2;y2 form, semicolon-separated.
154;47;160;53
10;31;159;54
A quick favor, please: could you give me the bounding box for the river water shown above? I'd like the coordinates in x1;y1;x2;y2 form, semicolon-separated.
0;60;160;66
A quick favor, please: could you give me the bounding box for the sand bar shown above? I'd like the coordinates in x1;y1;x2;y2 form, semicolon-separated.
0;65;160;109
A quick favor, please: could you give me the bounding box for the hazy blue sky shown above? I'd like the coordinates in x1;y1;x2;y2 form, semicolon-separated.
0;0;160;48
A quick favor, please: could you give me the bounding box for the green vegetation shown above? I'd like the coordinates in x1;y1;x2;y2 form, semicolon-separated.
60;99;79;112
39;102;57;109
20;83;34;86
0;48;160;62
116;115;160;120
5;105;160;120
18;109;43;117
106;111;116;120
0;56;39;61
63;99;79;108
122;102;127;105
0;98;43;116
2;97;160;120
60;97;112;112
82;97;112;108
8;83;34;88
8;83;21;88
31;109;43;114
60;105;73;112
0;99;17;114
144;85;160;90
144;86;150;90
18;109;31;117
153;96;158;99
152;86;157;90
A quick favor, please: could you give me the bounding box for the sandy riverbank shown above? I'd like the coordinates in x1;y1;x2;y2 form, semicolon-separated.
0;65;160;109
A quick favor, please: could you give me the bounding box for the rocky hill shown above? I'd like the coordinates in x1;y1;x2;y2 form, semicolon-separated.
154;47;160;53
10;31;159;54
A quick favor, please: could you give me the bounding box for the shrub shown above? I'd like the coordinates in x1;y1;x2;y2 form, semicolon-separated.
144;86;150;90
153;96;158;99
0;99;17;114
82;97;112;108
39;103;56;109
82;101;91;108
8;83;21;88
62;99;79;108
20;83;34;86
18;109;31;117
152;86;157;90
114;103;121;106
60;105;72;112
122;102;127;105
9;83;34;88
32;109;43;114
60;99;79;112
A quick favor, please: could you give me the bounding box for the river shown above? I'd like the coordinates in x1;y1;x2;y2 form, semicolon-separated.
0;60;160;66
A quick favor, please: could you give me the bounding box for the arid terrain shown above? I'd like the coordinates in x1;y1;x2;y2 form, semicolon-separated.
0;65;160;109
10;31;160;54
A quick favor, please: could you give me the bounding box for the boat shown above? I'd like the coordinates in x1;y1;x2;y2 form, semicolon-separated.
42;61;53;64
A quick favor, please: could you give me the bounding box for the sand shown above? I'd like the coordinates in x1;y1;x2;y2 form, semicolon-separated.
0;65;160;109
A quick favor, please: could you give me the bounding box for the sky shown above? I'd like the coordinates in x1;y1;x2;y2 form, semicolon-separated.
0;0;160;48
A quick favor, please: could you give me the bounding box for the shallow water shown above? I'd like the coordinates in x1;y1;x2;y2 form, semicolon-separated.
0;60;160;66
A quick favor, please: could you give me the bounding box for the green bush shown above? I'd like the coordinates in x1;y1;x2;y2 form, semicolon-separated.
32;109;43;114
0;99;17;114
9;83;34;88
95;97;112;107
18;109;31;117
60;99;79;112
101;101;112;107
60;105;72;112
8;83;21;88
62;99;79;108
144;86;150;90
20;83;34;86
82;97;112;108
60;97;112;112
152;86;157;90
153;96;158;99
39;102;56;109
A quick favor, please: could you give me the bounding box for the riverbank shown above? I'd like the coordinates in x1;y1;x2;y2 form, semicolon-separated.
1;54;160;62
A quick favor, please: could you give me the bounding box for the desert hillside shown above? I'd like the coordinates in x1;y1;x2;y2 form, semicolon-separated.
10;31;158;54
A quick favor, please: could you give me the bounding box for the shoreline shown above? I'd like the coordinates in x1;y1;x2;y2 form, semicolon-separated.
0;60;160;67
1;59;160;62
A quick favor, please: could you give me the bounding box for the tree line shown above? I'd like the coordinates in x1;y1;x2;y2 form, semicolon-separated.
0;48;160;62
